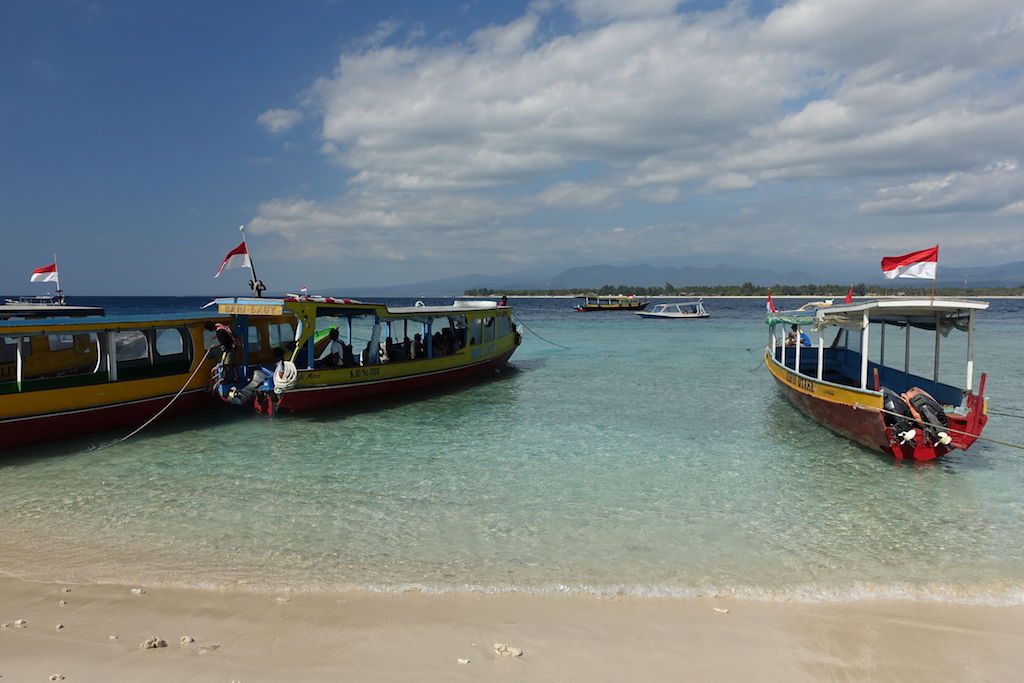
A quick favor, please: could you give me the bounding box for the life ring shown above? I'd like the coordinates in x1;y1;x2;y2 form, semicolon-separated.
415;300;425;307
274;360;298;394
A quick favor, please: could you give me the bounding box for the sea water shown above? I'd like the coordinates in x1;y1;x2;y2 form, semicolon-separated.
1;296;1023;603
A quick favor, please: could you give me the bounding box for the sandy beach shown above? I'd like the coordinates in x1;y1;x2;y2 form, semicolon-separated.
1;577;1022;682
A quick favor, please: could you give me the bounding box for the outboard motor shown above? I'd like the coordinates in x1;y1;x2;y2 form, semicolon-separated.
882;387;918;446
904;388;952;446
226;369;271;406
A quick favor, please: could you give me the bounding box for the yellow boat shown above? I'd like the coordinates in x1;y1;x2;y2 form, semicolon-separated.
574;294;649;312
0;311;289;450
209;296;522;414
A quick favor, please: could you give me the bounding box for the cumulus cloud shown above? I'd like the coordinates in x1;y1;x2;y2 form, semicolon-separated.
256;108;302;134
251;0;1024;277
859;161;1024;214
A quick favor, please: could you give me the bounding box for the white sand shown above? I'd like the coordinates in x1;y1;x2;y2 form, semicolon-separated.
1;577;1022;681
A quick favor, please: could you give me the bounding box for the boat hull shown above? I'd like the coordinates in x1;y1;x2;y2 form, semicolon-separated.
635;313;709;319
575;303;648;312
0;389;212;451
274;349;517;413
764;351;982;461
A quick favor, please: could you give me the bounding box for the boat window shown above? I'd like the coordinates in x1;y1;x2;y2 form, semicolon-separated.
0;337;30;363
115;330;149;362
482;316;495;343
468;318;482;345
247;326;261;351
155;328;185;357
204;329;219;350
269;322;294;348
48;334;76;351
495;315;511;339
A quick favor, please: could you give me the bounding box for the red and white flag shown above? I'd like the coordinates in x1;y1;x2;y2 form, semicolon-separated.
214;241;252;278
843;286;853;304
881;246;938;280
766;290;777;313
30;263;59;283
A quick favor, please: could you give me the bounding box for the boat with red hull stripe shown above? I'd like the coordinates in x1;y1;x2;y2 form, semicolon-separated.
764;298;989;461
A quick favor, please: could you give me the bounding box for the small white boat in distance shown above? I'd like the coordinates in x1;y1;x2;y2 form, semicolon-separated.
636;299;709;319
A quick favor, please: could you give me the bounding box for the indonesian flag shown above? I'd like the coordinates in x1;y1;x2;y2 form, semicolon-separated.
214;241;251;278
881;245;938;280
30;263;59;283
844;286;853;304
766;290;777;313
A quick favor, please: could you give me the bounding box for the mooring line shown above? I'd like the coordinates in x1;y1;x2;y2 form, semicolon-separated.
90;347;214;452
512;314;571;350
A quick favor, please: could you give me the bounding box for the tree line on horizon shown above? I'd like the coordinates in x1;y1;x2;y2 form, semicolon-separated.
465;282;1024;297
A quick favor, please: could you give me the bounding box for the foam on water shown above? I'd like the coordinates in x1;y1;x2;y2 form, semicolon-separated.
2;297;1023;603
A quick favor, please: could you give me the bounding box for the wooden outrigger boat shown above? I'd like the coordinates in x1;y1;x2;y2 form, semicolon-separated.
636;299;709;319
208;296;521;414
574;294;649;312
0;312;226;450
764;299;989;461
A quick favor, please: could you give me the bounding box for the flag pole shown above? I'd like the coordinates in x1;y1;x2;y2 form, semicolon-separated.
239;224;266;298
54;251;64;304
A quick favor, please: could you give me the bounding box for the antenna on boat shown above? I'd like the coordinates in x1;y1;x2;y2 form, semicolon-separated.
239;224;267;298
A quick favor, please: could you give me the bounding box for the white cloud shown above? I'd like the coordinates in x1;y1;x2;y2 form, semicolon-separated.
256;108;302;134
859;161;1024;214
566;0;682;22
537;181;616;208
704;173;756;192
251;0;1024;276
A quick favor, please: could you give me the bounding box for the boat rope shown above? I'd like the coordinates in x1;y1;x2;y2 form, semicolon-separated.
512;314;571;350
92;347;215;451
852;403;1024;451
985;409;1024;420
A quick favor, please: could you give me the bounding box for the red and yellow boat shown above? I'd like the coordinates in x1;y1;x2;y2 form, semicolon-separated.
0;312;225;450
209;296;521;414
764;298;989;461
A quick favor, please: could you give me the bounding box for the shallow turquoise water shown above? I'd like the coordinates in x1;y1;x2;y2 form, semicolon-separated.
2;297;1023;602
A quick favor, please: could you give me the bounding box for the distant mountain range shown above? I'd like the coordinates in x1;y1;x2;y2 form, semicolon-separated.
331;260;1024;296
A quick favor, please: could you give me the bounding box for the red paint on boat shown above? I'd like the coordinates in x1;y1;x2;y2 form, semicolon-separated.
276;350;516;413
0;391;213;451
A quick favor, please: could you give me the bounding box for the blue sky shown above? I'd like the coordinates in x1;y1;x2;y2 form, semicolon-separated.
2;0;1023;295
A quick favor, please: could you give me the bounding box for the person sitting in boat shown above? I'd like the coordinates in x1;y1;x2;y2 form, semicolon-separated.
413;333;425;359
205;321;239;381
317;328;344;367
498;295;508;307
432;331;446;357
786;324;812;347
362;340;377;365
383;337;396;363
402;336;412;360
341;343;357;368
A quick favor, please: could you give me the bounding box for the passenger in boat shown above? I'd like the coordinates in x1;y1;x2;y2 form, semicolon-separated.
413;333;425;359
383;337;396;363
341;343;357;368
317;328;344;367
362;340;377;365
402;336;412;360
786;324;813;347
205;321;239;381
498;295;508;307
432;332;446;357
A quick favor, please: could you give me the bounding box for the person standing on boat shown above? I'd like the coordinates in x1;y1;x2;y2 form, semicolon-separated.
498;295;508;307
205;321;239;381
786;324;812;347
317;328;344;367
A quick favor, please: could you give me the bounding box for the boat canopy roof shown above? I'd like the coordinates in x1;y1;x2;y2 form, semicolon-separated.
211;296;502;321
767;298;987;333
576;294;645;299
0;311;226;334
